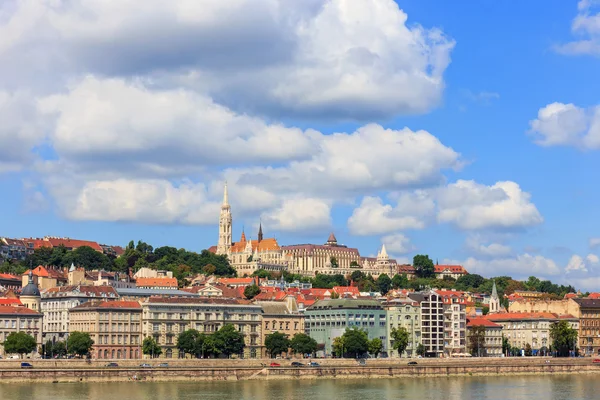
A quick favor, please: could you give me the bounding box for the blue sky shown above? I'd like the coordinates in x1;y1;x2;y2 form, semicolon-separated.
1;0;600;289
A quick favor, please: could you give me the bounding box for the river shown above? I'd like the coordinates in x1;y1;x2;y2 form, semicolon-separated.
0;375;597;399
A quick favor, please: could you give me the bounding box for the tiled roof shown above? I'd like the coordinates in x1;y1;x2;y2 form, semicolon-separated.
332;286;360;295
434;265;467;274
255;301;293;315
43;285;118;298
467;317;502;328
72;300;141;310
484;312;558;321
207;246;217;253
44;238;103;252
0;273;20;281
230;238;281;253
0;305;41;315
218;277;255;286
282;244;360;255
144;296;255;306
0;298;22;306
136;277;178;287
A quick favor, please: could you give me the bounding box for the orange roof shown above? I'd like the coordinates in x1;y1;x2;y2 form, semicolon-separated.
23;265;49;277
434;265;467;274
254;291;287;301
0;305;41;315
0;298;22;306
564;293;578;299
333;286;360;295
135;277;178;288
587;293;600;299
230;238;280;253
484;312;558;321
467;317;502;328
0;273;20;280
218;277;255;286
43;237;103;252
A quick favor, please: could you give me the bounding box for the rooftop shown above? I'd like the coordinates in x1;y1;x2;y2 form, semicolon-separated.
307;298;383;311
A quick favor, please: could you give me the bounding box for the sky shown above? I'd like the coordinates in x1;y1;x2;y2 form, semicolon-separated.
1;0;600;289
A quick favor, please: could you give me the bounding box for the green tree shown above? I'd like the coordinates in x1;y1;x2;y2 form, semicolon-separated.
368;338;383;358
524;343;532;356
413;255;435;278
142;336;162;358
376;274;391;295
4;332;37;358
252;269;272;278
550;320;578;357
502;335;510;355
214;324;245;358
454;274;485;291
67;331;94;357
391;274;409;289
332;336;345;358
244;284;261;299
350;270;365;282
53;341;67;358
289;333;318;356
416;343;426;357
350;261;360;268
468;325;486;357
64;246;113;270
329;257;339;268
264;332;291;358
390;327;410;357
177;329;201;357
341;328;369;358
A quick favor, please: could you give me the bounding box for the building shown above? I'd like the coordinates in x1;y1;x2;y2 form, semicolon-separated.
133;267;173;279
305;298;387;357
573;298;600;356
256;298;304;357
434;264;468;280
141;297;262;359
437;290;467;355
22;265;67;290
115;288;199;300
135;277;178;290
489;281;501;314
69;300;142;360
466;317;503;357
41;285;119;343
383;298;421;358
0;238;29;261
0;273;21;291
408;290;444;357
512;290;544;300
0;305;43;357
20;271;41;312
87;270;135;288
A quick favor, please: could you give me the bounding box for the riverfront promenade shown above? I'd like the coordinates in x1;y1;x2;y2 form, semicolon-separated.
0;358;598;383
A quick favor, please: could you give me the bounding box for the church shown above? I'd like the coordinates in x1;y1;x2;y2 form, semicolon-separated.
211;183;398;278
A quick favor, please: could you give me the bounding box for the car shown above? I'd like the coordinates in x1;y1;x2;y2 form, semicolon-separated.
308;361;320;367
139;363;152;368
105;362;119;368
20;362;33;369
408;361;418;365
357;358;367;366
269;362;281;367
592;358;600;364
157;363;169;368
291;361;304;367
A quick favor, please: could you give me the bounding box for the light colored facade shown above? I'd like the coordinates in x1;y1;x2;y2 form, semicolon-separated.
69;300;142;360
141;297;262;359
409;290;444;356
383;298;421;358
437;290;467;355
256;298;304;357
305;298;388;357
466;317;503;357
41;285;119;343
434;265;468;280
134;267;173;279
508;297;581;317
574;299;600;356
0;305;43;357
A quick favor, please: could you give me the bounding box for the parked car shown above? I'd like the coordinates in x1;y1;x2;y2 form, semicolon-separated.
20;362;33;369
139;363;152;368
157;363;169;368
105;362;119;368
269;362;281;367
308;361;320;367
592;358;600;364
291;362;304;367
408;361;418;365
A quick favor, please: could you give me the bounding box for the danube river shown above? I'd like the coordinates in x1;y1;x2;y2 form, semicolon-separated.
0;375;597;400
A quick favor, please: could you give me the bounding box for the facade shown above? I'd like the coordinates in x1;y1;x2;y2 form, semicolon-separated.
20;271;41;312
573;298;600;356
22;265;67;290
141;297;262;359
466;317;503;356
383;298;421;358
0;273;21;291
41;285;119;343
69;300;142;360
409;290;444;356
135;277;178;290
305;298;387;357
0;238;29;261
256;298;304;357
437;290;467;355
134;267;173;279
489;282;501;313
0;305;43;357
434;265;468;280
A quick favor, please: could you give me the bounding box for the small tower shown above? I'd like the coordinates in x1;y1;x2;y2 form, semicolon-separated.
489;280;500;314
257;222;263;243
20;270;41;311
325;232;338;246
240;227;247;243
217;182;233;255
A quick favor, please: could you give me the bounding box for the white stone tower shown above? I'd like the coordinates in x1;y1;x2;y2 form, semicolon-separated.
216;182;232;255
489;280;500;314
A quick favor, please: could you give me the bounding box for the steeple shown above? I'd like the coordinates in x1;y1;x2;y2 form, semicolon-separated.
380;244;388;258
240;227;246;242
326;232;338;246
216;181;233;255
491;280;498;299
222;181;230;208
258;221;263;242
489;280;500;314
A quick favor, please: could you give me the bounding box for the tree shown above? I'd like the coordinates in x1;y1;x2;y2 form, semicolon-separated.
368;338;383;358
502;335;511;355
332;336;345;358
390;327;410;357
350;261;360;268
264;332;291;358
53;341;67;358
67;331;94;357
252;269;272;278
4;332;37;358
413;255;435;278
391;274;409;289
329;257;339;268
468;325;486;357
524;343;532;356
454;274;485;291
214;324;245;357
341;328;369;358
244;284;261;299
289;333;318;356
350;270;365;282
177;329;201;357
143;336;162;358
416;343;426;357
550;320;578;357
376;274;391;295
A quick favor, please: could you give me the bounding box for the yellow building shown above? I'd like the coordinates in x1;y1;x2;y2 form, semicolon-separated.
0;305;43;357
255;298;304;358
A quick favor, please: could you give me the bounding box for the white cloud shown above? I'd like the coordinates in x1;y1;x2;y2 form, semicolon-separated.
382;233;415;255
348;191;434;235
260;198;332;232
436;180;543;230
591;237;600;248
0;0;454;120
528;102;600;149
450;253;561;279
465;235;512;257
555;1;600;56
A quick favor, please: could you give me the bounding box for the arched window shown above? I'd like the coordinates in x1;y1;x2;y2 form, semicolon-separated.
111;349;115;359
104;350;108;359
166;349;173;358
117;350;122;359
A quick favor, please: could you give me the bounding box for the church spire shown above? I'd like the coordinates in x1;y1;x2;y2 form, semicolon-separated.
258;221;263;242
241;227;246;242
222;181;230;208
216;181;232;255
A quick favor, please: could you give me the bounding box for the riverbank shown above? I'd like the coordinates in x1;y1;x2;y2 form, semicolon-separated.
0;358;598;383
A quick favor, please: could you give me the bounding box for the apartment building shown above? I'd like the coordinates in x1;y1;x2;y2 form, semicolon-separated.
409;290;444;356
383;298;421;358
0;305;43;357
437;290;467;355
573;298;600;356
466;317;503;357
255;298;304;357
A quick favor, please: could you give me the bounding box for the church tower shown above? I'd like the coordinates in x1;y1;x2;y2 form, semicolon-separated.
489;280;500;314
216;182;232;255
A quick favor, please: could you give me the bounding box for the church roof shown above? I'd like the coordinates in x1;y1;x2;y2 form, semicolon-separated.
327;232;337;243
231;238;280;253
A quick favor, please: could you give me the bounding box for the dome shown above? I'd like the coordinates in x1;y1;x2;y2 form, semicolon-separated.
21;271;41;297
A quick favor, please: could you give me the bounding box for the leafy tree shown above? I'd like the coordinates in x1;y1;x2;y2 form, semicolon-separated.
350;270;365;282
390;327;410;357
264;332;291;358
244;284;261;299
67;331;94;357
329;256;339;268
332;336;345;358
177;329;202;357
368;338;383;358
468;325;486;356
289;333;318;356
330;291;340;299
413;255;435;278
252;269;272;278
376;274;391;295
143;336;162;358
391;274;409;289
524;343;532;356
53;341;67;357
550;320;578;357
214;324;245;357
350;261;360;268
502;335;511;355
416;343;426;357
454;274;485;291
4;332;37;358
341;328;369;358
202;264;216;275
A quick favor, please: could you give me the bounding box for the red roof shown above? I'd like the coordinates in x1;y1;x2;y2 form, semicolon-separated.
0;273;20;281
136;277;178;288
467;317;502;328
0;305;41;315
434;265;467;274
218;277;255;286
332;286;360;296
43;237;103;252
484;312;558;321
587;293;600;299
564;293;578;299
0;298;22;306
207;246;217;253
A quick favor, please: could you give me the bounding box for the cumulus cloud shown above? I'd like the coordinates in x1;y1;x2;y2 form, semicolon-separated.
465;235;512;257
554;1;600;56
382;233;415;255
436;180;543;230
590;237;600;248
528;102;600;149
260;198;332;232
0;0;454;119
449;253;561;280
